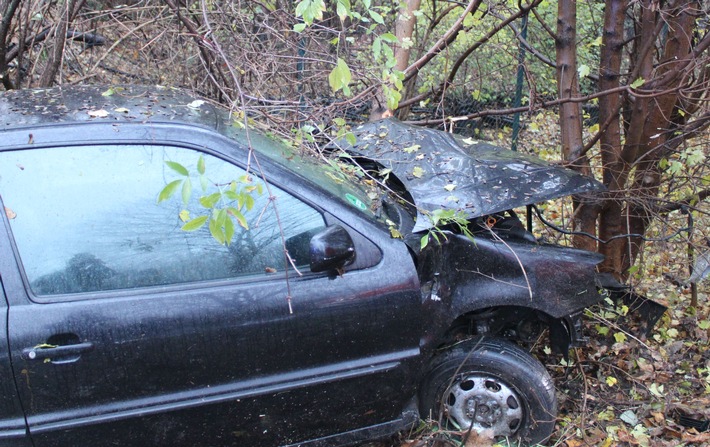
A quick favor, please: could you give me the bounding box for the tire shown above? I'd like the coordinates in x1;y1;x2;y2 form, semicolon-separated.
419;336;557;446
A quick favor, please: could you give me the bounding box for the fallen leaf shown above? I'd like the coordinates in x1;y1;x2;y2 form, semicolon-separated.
412;166;424;178
620;409;639;426
114;107;130;113
5;206;16;219
88;109;109;118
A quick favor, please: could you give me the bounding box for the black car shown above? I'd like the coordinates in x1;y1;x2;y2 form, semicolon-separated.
0;85;621;447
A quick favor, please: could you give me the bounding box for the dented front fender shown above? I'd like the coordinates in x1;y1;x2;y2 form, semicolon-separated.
415;233;605;350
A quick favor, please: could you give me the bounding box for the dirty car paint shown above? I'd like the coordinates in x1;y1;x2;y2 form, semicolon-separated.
334;119;605;232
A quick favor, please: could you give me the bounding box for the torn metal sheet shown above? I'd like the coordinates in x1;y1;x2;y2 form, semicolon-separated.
337;119;605;232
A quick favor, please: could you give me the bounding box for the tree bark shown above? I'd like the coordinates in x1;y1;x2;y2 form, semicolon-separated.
556;0;597;251
596;0;628;277
621;0;698;274
371;0;422;120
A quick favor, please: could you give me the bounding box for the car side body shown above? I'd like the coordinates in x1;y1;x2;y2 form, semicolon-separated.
0;85;614;446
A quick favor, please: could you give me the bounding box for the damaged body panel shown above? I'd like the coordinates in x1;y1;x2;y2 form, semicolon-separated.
415;233;604;353
337;119;605;232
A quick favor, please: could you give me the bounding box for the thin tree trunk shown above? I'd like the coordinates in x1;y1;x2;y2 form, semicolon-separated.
556;0;596;251
38;0;83;87
371;0;422;120
597;0;628;277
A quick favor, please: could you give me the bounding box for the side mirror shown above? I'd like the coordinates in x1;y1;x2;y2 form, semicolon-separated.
310;225;356;273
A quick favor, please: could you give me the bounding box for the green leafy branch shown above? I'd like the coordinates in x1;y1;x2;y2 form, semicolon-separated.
420;209;474;249
157;156;263;245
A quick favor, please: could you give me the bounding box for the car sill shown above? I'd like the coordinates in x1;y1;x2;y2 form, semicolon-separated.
27;348;420;435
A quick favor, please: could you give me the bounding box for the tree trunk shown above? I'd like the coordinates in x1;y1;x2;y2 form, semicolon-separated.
38;0;84;87
621;0;698;274
370;0;421;120
555;0;596;251
596;0;628;277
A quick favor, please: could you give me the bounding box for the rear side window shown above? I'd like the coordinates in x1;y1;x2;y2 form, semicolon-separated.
0;145;325;296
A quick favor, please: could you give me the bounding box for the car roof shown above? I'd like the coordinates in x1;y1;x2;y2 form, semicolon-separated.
0;84;227;130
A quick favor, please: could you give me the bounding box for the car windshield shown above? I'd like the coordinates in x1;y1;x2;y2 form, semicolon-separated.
224;125;379;220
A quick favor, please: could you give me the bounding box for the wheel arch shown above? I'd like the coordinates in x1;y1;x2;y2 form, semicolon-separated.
438;305;581;354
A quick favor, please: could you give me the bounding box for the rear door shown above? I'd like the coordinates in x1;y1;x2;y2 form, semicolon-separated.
0;137;421;446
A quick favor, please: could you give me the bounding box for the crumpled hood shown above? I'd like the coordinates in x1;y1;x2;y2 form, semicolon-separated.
337;119;605;232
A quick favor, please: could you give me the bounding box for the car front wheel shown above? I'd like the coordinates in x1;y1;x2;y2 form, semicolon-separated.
419;336;557;445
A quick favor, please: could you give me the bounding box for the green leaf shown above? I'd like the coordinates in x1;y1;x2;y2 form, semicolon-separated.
223;213;235;245
379;32;397;43
209;216;226;245
199;192;221;209
384;84;401;110
223;190;241;201
197;155;205;175
293;23;307;32
336;0;350;21
181;177;192;205
328;58;352;95
228;207;248;229
630;77;645;88
179;209;190;222
420;234;429;249
578;64;590;79
369;9;384;24
372;37;381;58
295;0;325;24
412;166;424;178
158;179;183;202
243;194;255;211
181;215;208;231
165;161;189;176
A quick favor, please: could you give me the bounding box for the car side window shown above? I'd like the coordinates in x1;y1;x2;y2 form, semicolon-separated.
0;145;325;296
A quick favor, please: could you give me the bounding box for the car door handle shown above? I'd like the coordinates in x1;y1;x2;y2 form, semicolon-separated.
22;342;94;361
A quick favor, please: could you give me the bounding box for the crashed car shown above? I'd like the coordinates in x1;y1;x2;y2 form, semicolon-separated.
0;85;616;447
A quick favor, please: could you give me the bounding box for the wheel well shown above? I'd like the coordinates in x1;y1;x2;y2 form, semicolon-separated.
443;306;575;354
